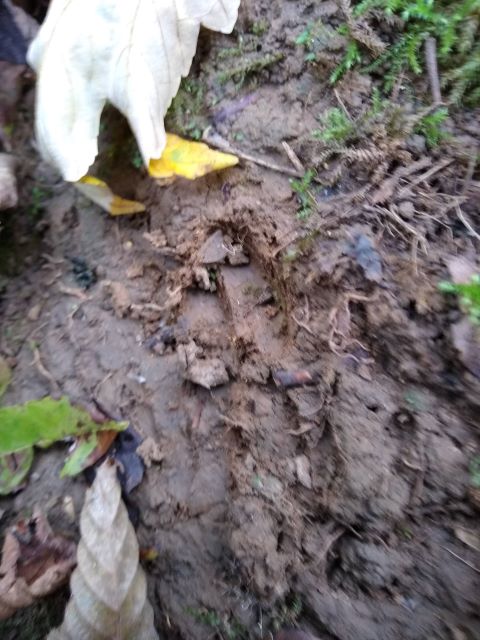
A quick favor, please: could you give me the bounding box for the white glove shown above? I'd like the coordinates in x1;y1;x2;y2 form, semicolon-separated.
27;0;239;182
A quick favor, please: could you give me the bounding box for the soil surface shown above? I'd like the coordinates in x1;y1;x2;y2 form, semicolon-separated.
1;1;480;639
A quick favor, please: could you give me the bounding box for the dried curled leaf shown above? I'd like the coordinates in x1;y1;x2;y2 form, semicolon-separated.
149;134;239;180
27;0;240;181
0;509;76;620
48;461;158;640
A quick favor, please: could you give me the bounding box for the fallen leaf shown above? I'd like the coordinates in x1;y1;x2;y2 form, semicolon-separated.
0;449;34;496
454;526;480;552
28;1;239;181
0;396;127;495
61;430;119;477
0;355;11;398
0;509;76;620
148;134;238;180
75;176;145;216
47;461;158;639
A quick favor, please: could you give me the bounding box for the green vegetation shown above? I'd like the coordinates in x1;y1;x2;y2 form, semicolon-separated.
28;186;50;219
314;107;355;143
271;594;303;632
414;106;449;145
218;52;284;86
338;0;480;103
296;0;480;104
186;607;247;639
166;78;205;140
290;170;317;220
439;275;480;324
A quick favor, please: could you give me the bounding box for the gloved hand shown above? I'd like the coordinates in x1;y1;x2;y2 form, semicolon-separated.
27;0;239;181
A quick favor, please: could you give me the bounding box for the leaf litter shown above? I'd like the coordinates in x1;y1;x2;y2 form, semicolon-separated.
0;509;76;620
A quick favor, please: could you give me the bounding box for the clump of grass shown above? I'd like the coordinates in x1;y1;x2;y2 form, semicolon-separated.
314;107;356;143
186;607;247;640
414;106;449;146
439;275;480;324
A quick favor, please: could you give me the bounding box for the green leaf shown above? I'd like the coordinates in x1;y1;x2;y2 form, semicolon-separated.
0;396;125;454
61;433;98;477
0;396;128;494
0;449;34;496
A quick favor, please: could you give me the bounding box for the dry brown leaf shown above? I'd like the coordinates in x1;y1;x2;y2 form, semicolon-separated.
0;509;76;620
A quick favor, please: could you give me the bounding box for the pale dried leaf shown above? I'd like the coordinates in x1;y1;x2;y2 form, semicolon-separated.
48;461;158;639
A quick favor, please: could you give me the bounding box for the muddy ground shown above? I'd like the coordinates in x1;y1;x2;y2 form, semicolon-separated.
1;1;480;639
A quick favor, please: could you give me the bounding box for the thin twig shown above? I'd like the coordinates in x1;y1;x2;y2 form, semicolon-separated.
397;159;453;199
334;88;352;120
440;546;480;573
203;128;303;179
282;141;305;173
425;37;442;105
58;283;90;301
455;202;480;241
365;204;428;254
292;313;315;336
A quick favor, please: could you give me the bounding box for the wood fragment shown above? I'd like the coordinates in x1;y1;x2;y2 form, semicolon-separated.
455;203;480;241
440;546;480;574
396;159;453;199
282;141;305;173
425;37;442;105
203;129;303;179
57;283;90;301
